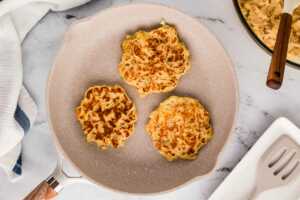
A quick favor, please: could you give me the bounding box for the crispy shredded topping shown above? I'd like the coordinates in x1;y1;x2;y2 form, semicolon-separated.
119;23;190;97
146;96;213;161
75;85;137;149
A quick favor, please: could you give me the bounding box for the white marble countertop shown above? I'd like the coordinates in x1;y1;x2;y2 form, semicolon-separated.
2;0;300;199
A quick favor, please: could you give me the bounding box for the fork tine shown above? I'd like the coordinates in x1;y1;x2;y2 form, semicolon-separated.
273;151;296;175
282;160;300;180
268;148;287;168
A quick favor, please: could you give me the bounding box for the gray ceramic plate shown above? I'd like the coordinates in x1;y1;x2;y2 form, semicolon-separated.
47;3;239;194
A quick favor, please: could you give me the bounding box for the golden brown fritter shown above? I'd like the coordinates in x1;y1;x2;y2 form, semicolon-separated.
75;85;137;149
119;22;190;97
146;96;213;161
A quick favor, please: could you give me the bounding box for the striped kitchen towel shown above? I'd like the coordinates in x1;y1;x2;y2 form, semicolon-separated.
0;87;36;179
0;0;91;180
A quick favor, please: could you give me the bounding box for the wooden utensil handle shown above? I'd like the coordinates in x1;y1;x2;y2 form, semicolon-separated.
23;180;57;200
267;13;292;89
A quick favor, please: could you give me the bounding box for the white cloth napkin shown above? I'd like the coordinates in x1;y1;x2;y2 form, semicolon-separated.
0;0;91;180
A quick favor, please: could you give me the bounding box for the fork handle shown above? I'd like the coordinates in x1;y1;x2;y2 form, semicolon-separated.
266;12;292;89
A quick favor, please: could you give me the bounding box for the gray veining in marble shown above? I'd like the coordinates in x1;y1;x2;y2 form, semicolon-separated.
2;0;300;199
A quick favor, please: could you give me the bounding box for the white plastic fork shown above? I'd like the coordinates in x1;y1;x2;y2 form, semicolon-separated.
249;135;300;200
